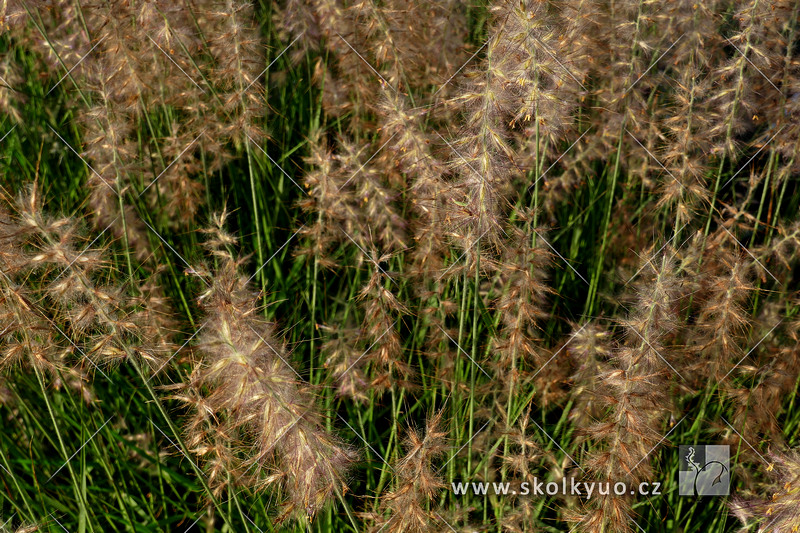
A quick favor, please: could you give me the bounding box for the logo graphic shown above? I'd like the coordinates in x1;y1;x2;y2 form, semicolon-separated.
679;445;730;496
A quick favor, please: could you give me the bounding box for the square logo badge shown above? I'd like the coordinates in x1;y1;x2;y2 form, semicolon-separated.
679;445;730;496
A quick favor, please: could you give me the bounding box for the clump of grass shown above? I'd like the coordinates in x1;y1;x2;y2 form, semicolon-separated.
1;0;800;531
